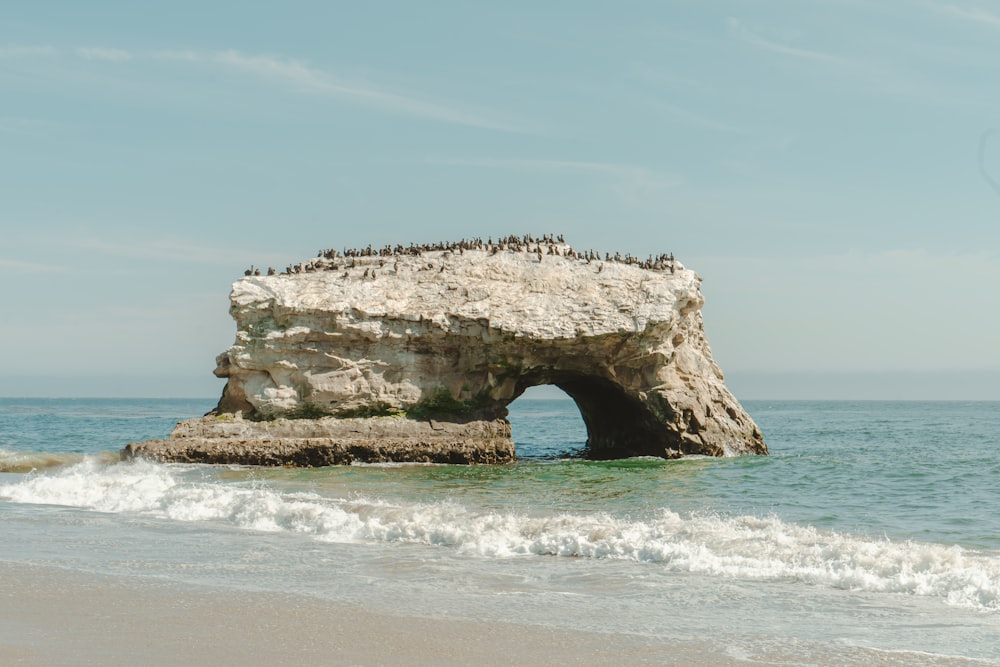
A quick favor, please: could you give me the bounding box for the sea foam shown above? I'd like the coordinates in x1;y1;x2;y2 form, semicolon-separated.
1;459;997;612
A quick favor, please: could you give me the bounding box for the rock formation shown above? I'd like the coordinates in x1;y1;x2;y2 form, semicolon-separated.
122;416;513;466
124;237;766;465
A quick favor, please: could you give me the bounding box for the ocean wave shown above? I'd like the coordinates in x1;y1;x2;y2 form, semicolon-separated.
1;459;998;613
0;448;117;473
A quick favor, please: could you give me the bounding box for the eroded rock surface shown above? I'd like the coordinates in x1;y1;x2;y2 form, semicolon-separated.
125;239;766;464
123;415;513;465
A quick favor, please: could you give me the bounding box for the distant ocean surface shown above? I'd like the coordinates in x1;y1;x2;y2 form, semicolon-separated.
1;398;998;664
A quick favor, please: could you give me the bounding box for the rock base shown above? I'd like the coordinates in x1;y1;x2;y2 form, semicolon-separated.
121;415;515;466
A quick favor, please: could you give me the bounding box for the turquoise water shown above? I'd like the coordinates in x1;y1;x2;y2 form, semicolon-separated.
1;398;998;663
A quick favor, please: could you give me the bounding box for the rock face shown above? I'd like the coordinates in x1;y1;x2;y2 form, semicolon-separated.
125;238;766;465
123;415;514;466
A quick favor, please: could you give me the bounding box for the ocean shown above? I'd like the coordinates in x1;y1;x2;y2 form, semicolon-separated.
1;397;998;664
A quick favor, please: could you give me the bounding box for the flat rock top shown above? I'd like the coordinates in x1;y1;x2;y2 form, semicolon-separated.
234;245;699;339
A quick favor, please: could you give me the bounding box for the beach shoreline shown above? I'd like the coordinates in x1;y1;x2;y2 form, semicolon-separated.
2;399;999;666
2;561;993;667
0;561;730;667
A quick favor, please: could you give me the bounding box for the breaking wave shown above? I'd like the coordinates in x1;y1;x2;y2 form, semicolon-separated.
1;459;997;613
0;448;117;473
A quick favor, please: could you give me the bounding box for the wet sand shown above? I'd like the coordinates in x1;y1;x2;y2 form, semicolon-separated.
0;562;738;667
0;562;989;666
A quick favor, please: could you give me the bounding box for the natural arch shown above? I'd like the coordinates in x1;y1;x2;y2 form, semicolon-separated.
134;237;770;466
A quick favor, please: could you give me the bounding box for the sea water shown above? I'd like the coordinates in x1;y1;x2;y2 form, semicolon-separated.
1;397;998;663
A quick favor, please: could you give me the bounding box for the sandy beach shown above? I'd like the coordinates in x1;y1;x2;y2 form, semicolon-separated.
0;562;734;667
2;561;991;667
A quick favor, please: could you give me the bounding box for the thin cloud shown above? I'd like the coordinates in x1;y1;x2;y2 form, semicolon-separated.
429;156;670;178
428;157;681;205
2;44;524;133
0;117;70;134
65;237;290;267
628;66;742;133
727;18;853;65
694;248;1000;285
630;64;713;93
0;258;69;273
153;49;526;133
430;156;614;171
813;248;1000;286
76;47;133;62
979;129;1000;198
929;3;1000;29
657;100;744;134
813;248;998;280
150;49;200;62
725;17;965;107
0;45;56;58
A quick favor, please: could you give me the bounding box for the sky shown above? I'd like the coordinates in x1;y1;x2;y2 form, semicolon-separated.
2;0;1000;400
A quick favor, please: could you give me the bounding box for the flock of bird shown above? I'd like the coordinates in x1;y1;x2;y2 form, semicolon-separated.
243;234;677;278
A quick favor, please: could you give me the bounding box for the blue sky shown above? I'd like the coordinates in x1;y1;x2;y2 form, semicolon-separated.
2;1;999;399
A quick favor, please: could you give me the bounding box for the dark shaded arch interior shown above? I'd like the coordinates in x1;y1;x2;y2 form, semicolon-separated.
506;372;680;460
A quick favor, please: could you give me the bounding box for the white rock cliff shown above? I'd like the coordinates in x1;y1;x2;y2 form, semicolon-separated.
127;239;765;464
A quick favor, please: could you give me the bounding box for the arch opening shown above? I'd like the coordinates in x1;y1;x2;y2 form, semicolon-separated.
499;372;681;461
506;386;587;460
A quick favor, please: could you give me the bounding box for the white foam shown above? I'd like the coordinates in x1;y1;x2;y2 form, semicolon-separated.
0;458;177;512
1;460;998;613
